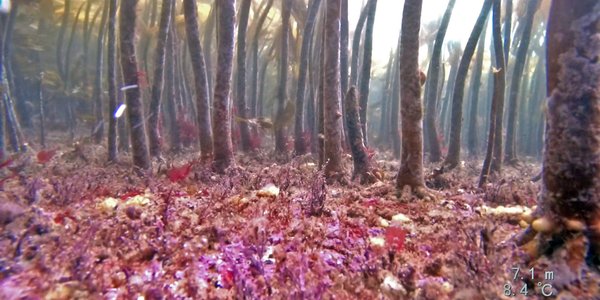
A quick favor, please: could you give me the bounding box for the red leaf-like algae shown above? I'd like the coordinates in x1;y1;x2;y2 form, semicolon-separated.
36;149;57;164
118;188;144;200
384;226;406;252
166;162;194;183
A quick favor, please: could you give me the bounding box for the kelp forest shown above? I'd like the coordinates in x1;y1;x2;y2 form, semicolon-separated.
0;0;599;298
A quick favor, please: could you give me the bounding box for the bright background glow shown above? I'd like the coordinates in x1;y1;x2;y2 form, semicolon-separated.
349;0;488;71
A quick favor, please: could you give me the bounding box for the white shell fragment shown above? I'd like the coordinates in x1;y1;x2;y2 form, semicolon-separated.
476;205;532;216
381;273;407;297
256;183;280;198
126;194;151;206
379;218;390;227
369;236;385;248
391;213;412;223
98;197;119;213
